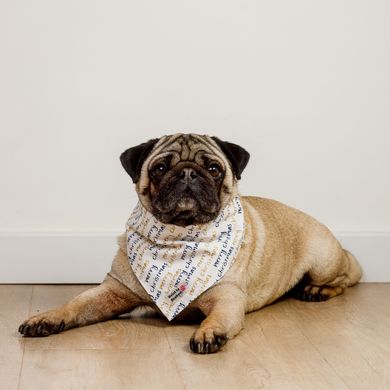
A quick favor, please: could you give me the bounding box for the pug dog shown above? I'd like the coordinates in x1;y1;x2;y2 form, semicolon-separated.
18;133;362;354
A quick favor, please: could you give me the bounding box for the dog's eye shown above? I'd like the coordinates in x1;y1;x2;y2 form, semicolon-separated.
208;163;221;177
153;163;166;174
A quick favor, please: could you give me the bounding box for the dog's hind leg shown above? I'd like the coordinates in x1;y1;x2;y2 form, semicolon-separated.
18;274;142;337
293;239;362;303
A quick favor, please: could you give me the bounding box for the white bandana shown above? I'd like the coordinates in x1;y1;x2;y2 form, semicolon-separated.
126;197;244;321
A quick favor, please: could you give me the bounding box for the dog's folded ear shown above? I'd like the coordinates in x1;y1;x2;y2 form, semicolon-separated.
211;137;250;180
120;138;159;183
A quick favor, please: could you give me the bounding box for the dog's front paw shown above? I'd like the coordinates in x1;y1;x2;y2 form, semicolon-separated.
189;327;228;354
18;312;66;337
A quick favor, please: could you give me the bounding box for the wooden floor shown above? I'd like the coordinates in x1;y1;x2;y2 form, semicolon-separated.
1;284;389;390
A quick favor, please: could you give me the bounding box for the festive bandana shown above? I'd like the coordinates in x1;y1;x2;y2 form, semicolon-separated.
126;197;244;320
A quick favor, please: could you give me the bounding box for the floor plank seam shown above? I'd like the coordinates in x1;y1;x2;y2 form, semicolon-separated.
164;328;189;390
16;285;33;390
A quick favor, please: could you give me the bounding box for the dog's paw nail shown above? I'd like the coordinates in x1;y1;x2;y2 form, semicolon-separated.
215;335;227;347
190;331;228;354
18;317;66;337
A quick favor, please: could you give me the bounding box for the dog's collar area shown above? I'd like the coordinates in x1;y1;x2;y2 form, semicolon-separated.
125;196;245;320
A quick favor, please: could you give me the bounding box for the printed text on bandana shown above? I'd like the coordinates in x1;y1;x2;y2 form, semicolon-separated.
126;197;244;320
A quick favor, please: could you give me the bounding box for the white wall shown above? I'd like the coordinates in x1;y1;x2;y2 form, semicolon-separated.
0;1;389;282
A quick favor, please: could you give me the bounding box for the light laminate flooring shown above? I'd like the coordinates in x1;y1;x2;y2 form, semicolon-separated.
1;283;389;390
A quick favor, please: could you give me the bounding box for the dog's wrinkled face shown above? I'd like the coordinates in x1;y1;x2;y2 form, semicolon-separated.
120;133;250;226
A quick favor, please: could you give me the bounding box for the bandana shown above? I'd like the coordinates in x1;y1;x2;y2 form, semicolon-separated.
126;197;244;321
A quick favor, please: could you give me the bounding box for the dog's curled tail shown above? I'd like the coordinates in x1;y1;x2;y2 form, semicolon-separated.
343;249;363;286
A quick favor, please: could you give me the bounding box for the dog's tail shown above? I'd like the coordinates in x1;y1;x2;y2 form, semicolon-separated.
343;249;363;286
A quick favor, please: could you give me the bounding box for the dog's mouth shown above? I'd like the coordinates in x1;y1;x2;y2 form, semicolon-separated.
151;191;220;226
170;210;196;226
165;194;199;226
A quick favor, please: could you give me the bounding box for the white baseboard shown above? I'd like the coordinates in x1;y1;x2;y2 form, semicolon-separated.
0;232;389;283
0;232;118;284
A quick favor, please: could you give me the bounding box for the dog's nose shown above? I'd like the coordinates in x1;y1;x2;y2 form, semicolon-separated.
180;168;198;183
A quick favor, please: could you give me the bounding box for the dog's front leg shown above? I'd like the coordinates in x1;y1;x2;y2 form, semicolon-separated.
18;275;142;337
190;284;246;354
